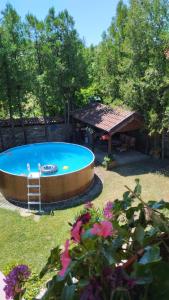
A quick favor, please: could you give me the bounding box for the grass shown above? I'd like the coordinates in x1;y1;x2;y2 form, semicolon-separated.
0;159;169;274
0;206;81;273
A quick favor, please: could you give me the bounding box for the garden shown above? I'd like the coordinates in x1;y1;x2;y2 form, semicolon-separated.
0;0;169;298
1;160;169;299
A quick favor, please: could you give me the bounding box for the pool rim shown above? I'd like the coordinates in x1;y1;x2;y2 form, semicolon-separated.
0;142;95;177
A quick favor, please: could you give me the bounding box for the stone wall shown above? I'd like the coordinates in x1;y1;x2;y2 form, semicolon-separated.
0;123;72;151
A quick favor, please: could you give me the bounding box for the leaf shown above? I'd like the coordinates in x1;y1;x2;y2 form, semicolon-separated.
111;236;124;250
101;246;116;265
148;200;169;210
39;246;61;278
41;275;64;299
112;200;123;213
122;191;133;209
149;262;169;300
61;284;76;300
138;245;161;265
139;208;146;226
135;179;140;184
134;225;145;245
78;279;89;288
146;227;159;237
132;263;153;285
134;179;142;196
110;289;131;300
81;229;93;240
126;207;135;220
151;213;169;233
58;261;77;281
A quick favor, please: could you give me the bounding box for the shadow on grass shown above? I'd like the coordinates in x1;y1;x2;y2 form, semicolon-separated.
109;158;169;178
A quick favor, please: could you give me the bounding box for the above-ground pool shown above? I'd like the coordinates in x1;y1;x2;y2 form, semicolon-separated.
0;143;95;203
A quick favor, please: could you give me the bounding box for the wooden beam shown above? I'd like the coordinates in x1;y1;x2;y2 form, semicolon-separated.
108;135;112;154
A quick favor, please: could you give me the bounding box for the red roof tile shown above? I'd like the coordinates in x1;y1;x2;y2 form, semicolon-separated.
72;103;143;134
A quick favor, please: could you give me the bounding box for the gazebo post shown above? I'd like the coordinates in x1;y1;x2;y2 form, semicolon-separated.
108;134;112;155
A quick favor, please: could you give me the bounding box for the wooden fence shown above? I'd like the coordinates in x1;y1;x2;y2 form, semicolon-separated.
0;116;72;151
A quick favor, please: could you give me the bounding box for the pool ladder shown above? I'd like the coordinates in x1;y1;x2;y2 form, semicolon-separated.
27;163;42;212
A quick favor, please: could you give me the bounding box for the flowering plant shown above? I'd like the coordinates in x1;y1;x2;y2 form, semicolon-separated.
39;179;169;300
3;265;31;300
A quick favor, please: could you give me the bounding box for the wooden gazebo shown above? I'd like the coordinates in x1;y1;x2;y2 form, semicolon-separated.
72;102;144;154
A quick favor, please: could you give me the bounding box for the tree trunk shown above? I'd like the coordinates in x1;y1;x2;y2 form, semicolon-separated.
34;30;48;141
161;132;165;160
4;60;15;146
63;98;67;124
40;88;48;141
8;94;15;147
67;99;70;124
17;85;27;144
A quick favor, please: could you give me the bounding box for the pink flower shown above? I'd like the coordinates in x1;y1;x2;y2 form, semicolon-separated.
71;213;91;243
90;221;113;238
76;212;91;224
84;202;94;209
105;201;113;210
103;201;114;220
58;240;71;277
71;220;83;243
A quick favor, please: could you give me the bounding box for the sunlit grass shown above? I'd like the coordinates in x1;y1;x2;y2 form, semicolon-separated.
0;160;169;273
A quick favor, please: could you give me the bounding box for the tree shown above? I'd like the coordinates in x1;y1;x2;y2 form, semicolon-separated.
0;4;30;144
85;0;128;104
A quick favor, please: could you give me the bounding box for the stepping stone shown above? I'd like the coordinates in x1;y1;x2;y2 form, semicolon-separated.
0;271;7;300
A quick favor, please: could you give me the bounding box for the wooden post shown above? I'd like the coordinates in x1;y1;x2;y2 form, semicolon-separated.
108;135;112;155
161;132;165;160
39;88;48;141
0;123;4;151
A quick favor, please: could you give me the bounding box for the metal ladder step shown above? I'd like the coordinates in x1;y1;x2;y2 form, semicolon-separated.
28;201;41;205
28;172;40;179
27;185;40;188
28;193;41;196
27;165;42;212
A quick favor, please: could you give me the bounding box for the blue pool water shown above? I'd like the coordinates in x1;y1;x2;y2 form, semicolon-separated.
0;143;95;176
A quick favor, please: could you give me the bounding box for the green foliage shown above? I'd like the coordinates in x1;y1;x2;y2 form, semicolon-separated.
75;83;100;107
87;0;169;134
35;179;169;299
0;0;169;134
0;5;88;120
3;262;18;276
39;246;61;279
24;272;44;300
102;154;116;169
102;155;111;167
3;262;43;300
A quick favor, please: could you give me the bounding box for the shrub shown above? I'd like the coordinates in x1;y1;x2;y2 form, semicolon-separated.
102;154;116;169
4;180;169;299
39;179;169;299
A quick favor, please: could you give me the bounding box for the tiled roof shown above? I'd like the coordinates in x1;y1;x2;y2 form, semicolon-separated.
72;102;143;134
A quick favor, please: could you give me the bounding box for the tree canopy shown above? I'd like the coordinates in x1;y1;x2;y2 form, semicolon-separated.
87;0;169;133
0;1;169;133
0;4;88;123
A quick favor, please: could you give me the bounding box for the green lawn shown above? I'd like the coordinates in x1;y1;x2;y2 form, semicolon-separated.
0;160;169;273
